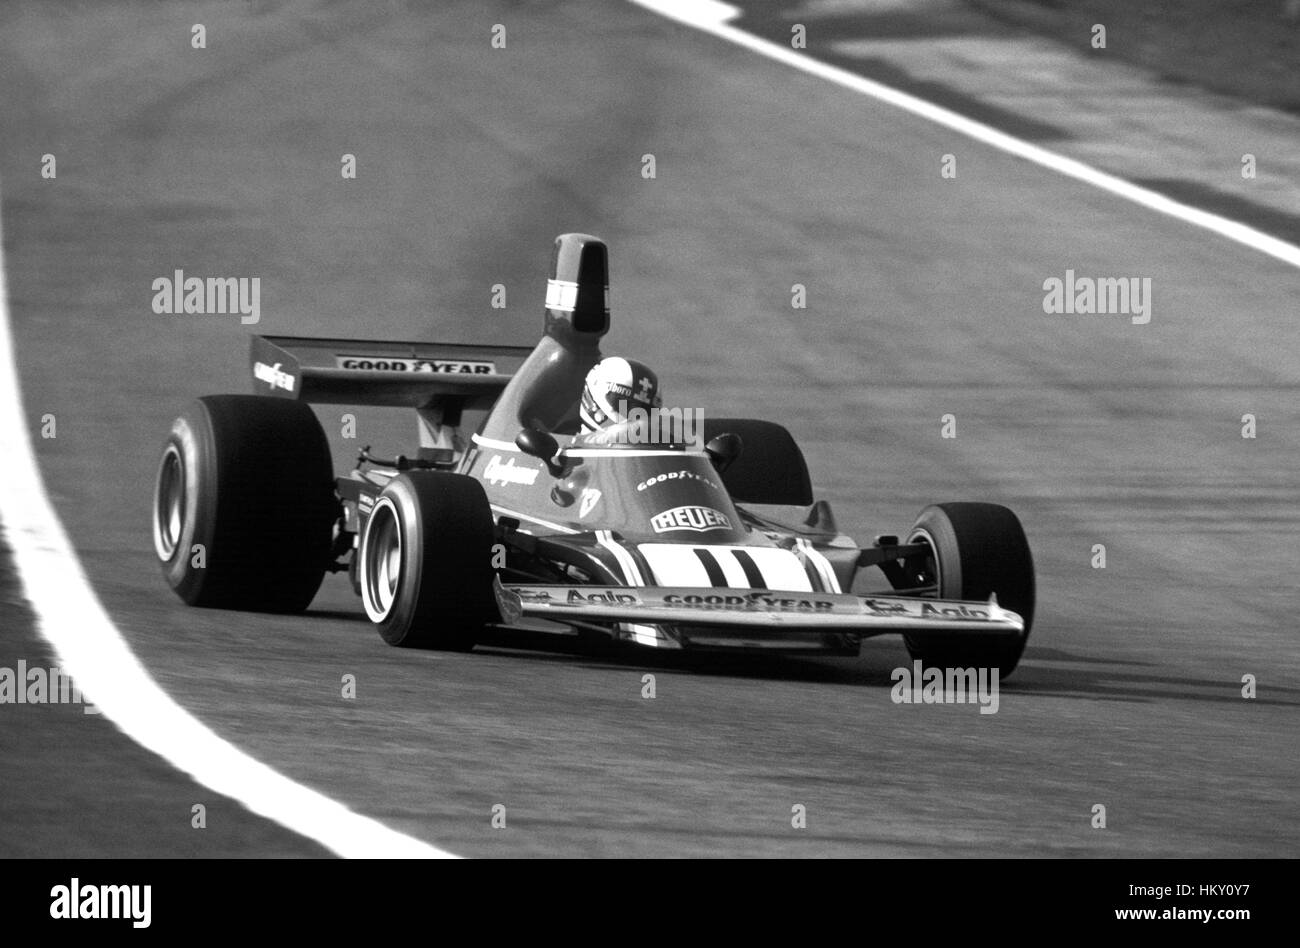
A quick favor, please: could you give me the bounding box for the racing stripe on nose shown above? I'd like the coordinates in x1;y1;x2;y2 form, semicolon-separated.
794;538;843;593
729;548;768;589
596;529;645;585
692;548;729;587
594;530;669;646
638;544;814;591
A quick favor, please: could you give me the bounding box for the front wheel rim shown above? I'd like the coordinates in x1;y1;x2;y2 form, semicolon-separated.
153;444;186;561
906;526;941;598
361;498;403;622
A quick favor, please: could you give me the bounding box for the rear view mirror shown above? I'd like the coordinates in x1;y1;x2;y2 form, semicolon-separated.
515;427;566;477
705;433;742;474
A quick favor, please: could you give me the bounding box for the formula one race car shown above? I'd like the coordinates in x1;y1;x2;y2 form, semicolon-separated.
152;234;1036;675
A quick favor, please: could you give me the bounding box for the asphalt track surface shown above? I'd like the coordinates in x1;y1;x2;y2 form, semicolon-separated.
1;0;1298;857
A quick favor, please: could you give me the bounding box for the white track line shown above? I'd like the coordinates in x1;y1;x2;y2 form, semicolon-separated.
0;183;455;859
629;0;1300;271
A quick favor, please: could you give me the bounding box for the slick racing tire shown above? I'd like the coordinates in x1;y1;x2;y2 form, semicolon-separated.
701;417;813;506
153;395;338;612
902;503;1035;678
358;471;499;649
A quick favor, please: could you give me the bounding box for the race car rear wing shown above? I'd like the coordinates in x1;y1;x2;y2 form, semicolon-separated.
249;334;534;410
497;583;1026;640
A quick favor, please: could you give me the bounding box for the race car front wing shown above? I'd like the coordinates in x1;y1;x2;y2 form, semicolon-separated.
495;582;1024;640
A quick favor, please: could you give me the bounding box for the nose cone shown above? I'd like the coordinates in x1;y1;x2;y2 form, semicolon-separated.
546;233;610;335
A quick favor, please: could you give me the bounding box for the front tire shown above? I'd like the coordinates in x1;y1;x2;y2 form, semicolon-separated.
358;472;499;649
153;395;338;612
902;502;1035;678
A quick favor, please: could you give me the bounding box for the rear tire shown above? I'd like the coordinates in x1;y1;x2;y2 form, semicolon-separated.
358;472;499;649
153;395;337;612
701;417;812;506
902;502;1035;678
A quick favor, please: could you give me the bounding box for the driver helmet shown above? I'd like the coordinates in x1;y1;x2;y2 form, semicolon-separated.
579;357;662;431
